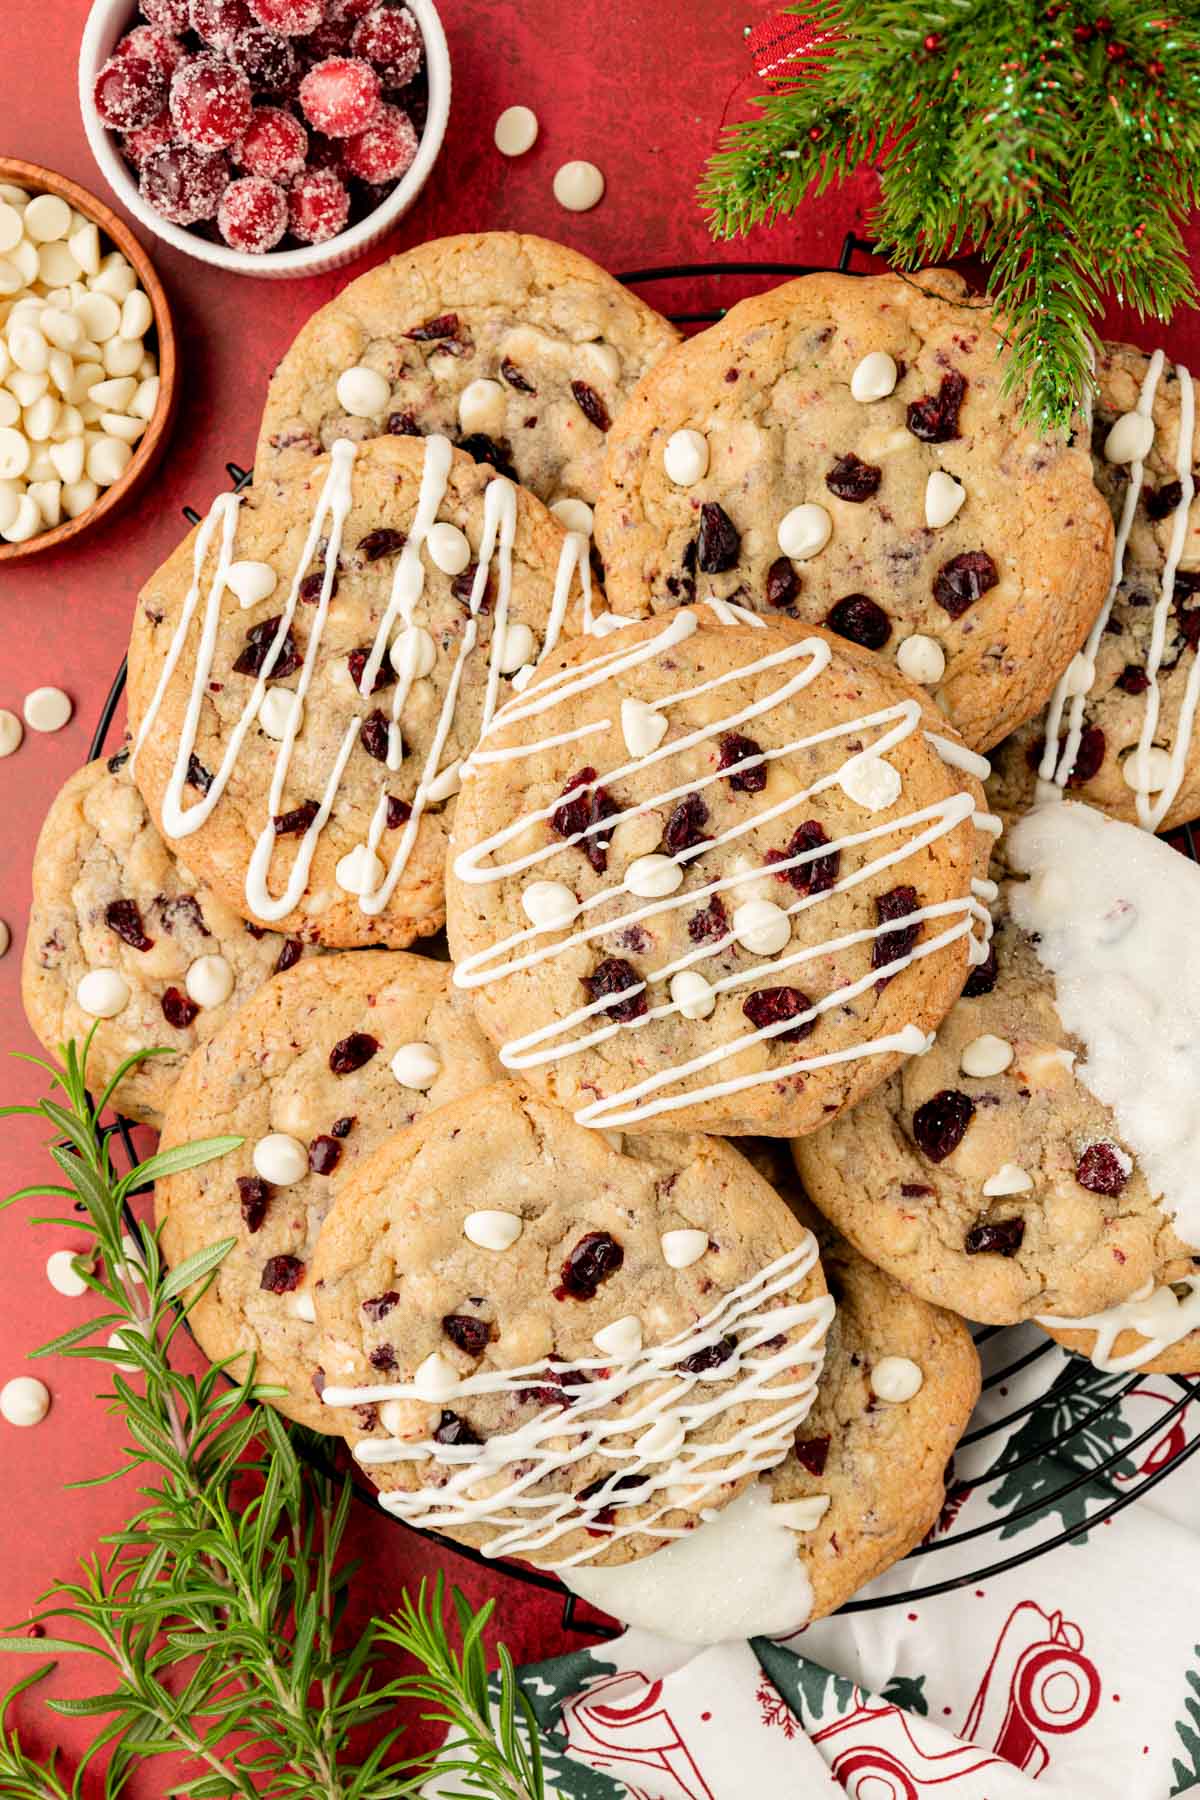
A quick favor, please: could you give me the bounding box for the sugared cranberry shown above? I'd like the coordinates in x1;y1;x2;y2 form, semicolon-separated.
825;452;882;502
933;552;999;619
766;555;799;609
105;898;155;951
274;937;303;973
232;615;301;678
120;25;186;72
288;168;350;242
341;103;418;182
142;0;191;29
161;986;200;1028
331;1115;355;1138
442;1314;492;1356
768;819;839;895
688;894;728;943
347;644;394;692
362;1290;398;1320
260;1254;305;1293
872;885;920;971
551;768;619;873
676;1334;737;1374
299;55;381;136
1116;664;1150;695
743;986;814;1042
793;1433;831;1476
308;1134;342;1175
697;502;740;573
571;380;611;433
1145;480;1184;520
237;106;307;181
557;1231;624;1301
663;792;709;854
170;55;253;151
328;1031;379;1073
189;0;252;46
964;1217;1025;1256
218;174;287;252
906;371;967;442
247;0;324;30
122;110;175;167
303;13;354;56
94;52;168;129
1075;1142;1129;1195
912;1089;975;1161
961;943;998;996
433;1408;482;1446
582;958;646;1023
351;3;422;80
274;799;320;835
229;24;298;88
140;145;231;224
385;795;411;828
359;708;390;761
718;732;766;792
1066;725;1106;786
237;1174;271;1232
826;593;891;649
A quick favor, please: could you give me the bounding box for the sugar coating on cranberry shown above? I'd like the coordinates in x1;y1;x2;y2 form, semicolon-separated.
171;55;253;151
351;4;422;81
230;24;298;88
123;110;175;167
218;176;287;251
120;25;187;71
141;0;191;30
189;0;253;47
248;0;326;31
299;55;381;136
140;145;231;224
238;106;308;180
341;103;417;182
285;166;350;241
94;53;169;130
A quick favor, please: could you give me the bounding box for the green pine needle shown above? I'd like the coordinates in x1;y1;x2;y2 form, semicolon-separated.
701;0;1200;428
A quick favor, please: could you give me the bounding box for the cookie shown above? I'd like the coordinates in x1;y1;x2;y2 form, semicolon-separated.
593;268;1113;752
1040;1280;1200;1376
794;892;1196;1324
21;754;313;1128
154;951;501;1431
128;432;597;950
988;342;1200;832
446;604;994;1137
310;1082;833;1567
254;231;680;506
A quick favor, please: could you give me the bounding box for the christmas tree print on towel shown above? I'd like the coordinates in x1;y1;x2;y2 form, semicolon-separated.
1172;1647;1200;1795
985;1360;1138;1541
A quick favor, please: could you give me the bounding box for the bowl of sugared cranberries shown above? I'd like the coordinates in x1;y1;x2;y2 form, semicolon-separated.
79;0;449;277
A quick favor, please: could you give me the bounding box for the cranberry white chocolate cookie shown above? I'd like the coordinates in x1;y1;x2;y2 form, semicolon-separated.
593;269;1113;752
311;1083;834;1567
446;604;995;1137
154;951;501;1431
22;754;313;1128
254;232;680;503
128;433;599;950
989;342;1200;831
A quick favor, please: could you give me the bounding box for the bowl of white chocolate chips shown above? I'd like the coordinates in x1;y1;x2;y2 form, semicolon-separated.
0;157;176;559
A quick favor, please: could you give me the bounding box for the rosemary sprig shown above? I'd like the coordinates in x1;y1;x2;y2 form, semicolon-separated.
0;1035;547;1800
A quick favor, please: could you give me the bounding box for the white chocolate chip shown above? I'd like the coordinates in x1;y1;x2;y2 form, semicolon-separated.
252;1132;308;1186
871;1356;924;1402
119;290;152;341
1122;746;1173;793
593;1315;643;1358
550;497;594;535
1061;651;1095;697
925;469;966;528
637;1415;686;1461
39;243;81;287
74;291;121;343
0;1376;50;1427
426;520;471;576
625;853;683;898
24;194;71;242
0;427;31;481
732;898;790;956
850;350;899;403
463;1210;523;1251
131;375;160;420
982;1163;1033;1196
553;159;605;212
100;413;146;445
458;377;506;437
839;755;901;811
103;336;144;377
85;435;132;486
670;969;716;1020
0;709;22;756
522;879;577;929
776;502;832;560
258;686;303;741
496;621;535;674
1104;410;1155;464
289;1290;316;1323
413;1351;459;1401
961;1033;1014;1077
335;844;384;896
620;696;668;757
389;623;437;679
896;633;946;686
27;479;61;526
663;428;709;487
89;375;136;411
0;206;21;255
494;104;539;156
225;559;278;608
46;1249;89;1297
425;759;461;802
581;341;621;383
773;1494;832;1531
335;364;390;418
76;968;130;1017
661;1228;709;1269
62;477;98;518
390;1041;441;1089
185;954;235;1008
23;686;71;732
93;254;138;302
68;223;100;278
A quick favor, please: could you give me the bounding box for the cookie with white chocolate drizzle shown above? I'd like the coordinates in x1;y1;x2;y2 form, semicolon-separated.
446;604;995;1137
254;231;680;506
593;269;1113;752
155;951;501;1432
311;1083;833;1567
21;754;315;1129
128;434;600;949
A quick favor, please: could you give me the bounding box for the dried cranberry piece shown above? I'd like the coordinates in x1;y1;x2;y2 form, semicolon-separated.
1116;664;1151;695
906;371;967;442
768;819;840;895
347;644;394;693
576;1471;646;1512
237;1174;271;1233
161;987;200;1028
697;502;741;573
156;893;209;936
1066;725;1106;787
433;1409;482;1446
360;709;390;761
385;410;422;437
386;795;412;829
107;746;130;773
912;1089;975;1162
718;732;766;792
933;552;999;619
457;433;518;481
676;1334;737;1374
901;1182;934;1197
825;452;882;502
500;358;535;393
583;959;646;1023
1075;1143;1129;1195
186;752;213;793
550;768;619;873
232;615;302;679
311;1367;326;1396
557;1231;624;1301
368;1343;397;1371
299;569;335;604
308;1134;342;1176
663;792;709;854
766;555;799;609
406;312;460;341
793;1434;831;1476
570;380;610;432
451;563;479;606
260;1254;304;1293
964;1217;1025;1256
688;894;729;943
1146;480;1184;520
357;527;406;562
274;799;320;836
743;986;815;1042
361;1292;399;1321
961;943;998;996
872;885;920;971
331;1116;355;1139
274;938;303;974
105;898;154;951
442;1313;492;1356
826;593;891;649
1176;593;1200;652
329;1032;379;1073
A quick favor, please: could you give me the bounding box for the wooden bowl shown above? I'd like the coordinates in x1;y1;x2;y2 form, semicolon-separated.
0;157;177;565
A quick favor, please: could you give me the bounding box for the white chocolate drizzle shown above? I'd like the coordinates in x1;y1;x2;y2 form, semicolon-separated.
321;1238;835;1566
1039;1277;1200;1373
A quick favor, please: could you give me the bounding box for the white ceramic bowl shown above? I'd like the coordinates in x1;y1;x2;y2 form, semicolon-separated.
78;0;451;280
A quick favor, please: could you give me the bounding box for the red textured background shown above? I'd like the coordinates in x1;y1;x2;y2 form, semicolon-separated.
3;0;1200;1788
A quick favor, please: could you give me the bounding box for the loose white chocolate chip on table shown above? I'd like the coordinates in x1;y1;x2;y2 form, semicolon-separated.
1104;409;1155;465
553;160;605;212
458;377;506;437
593;1315;643;1358
776;502;832;560
896;633;946;686
185;954;235;1009
522;880;578;929
663;428;709;487
22;686;72;732
925;469;966;529
0;1376;50;1428
463;1210;523;1252
46;1249;89;1298
1123;746;1173;794
335;365;390;418
670;969;716;1020
0;710;21;757
252;1133;308;1187
76;968;129;1017
549;497;593;535
660;1228;709;1269
850;350;898;402
625;853;683;898
733;898;791;956
390;1041;441;1089
983;1163;1034;1196
494;105;539;156
225;559;278;608
425;520;471;575
620;696;668;757
839;755;902;811
335;844;384;896
871;1356;924;1403
960;1033;1014;1077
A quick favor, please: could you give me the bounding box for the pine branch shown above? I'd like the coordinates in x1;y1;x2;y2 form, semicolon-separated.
701;0;1200;427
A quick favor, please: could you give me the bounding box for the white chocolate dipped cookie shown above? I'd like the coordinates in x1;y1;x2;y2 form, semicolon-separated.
446;604;994;1137
128;434;604;950
311;1082;834;1568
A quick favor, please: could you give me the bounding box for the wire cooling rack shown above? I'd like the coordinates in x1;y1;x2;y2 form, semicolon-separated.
88;230;1200;1638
